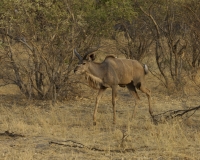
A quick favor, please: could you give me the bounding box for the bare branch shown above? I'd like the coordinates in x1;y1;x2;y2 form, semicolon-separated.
153;105;200;123
49;140;135;153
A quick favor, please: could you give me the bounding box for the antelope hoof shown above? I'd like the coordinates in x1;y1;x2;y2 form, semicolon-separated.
93;121;97;126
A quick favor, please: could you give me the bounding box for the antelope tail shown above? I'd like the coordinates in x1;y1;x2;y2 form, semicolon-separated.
144;64;149;75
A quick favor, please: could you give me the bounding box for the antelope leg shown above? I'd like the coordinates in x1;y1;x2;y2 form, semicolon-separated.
139;86;152;115
126;83;140;119
112;86;117;124
93;88;106;125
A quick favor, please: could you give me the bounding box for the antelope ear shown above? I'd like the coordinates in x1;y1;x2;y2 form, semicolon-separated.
88;53;96;61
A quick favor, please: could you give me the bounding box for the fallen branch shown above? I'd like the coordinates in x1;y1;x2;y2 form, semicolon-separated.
153;105;200;123
49;140;135;153
0;131;24;138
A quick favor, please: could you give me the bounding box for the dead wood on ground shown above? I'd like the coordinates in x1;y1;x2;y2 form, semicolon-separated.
153;105;200;123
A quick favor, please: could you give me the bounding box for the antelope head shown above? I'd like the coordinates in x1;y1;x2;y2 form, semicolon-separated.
74;49;96;75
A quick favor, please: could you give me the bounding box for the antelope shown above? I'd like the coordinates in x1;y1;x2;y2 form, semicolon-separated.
74;49;152;125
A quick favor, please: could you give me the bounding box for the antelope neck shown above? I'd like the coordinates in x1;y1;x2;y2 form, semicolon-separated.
88;62;105;78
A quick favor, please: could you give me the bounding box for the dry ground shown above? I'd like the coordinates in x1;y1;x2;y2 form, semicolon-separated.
0;73;200;160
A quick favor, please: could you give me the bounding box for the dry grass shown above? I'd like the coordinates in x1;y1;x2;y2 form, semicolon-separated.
0;83;200;159
0;45;200;159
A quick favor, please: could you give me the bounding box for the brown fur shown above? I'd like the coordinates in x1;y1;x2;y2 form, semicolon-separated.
105;54;116;59
74;50;152;125
85;72;103;89
85;72;109;89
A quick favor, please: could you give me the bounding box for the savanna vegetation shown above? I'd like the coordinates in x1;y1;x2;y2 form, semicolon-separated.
0;0;200;159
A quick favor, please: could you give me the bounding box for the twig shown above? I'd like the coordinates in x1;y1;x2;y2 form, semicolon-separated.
0;131;24;138
49;140;135;153
153;105;200;123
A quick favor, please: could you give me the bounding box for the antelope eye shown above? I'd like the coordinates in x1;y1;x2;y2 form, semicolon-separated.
82;62;86;65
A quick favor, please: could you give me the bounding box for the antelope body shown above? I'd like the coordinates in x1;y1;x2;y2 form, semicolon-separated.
74;50;152;125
